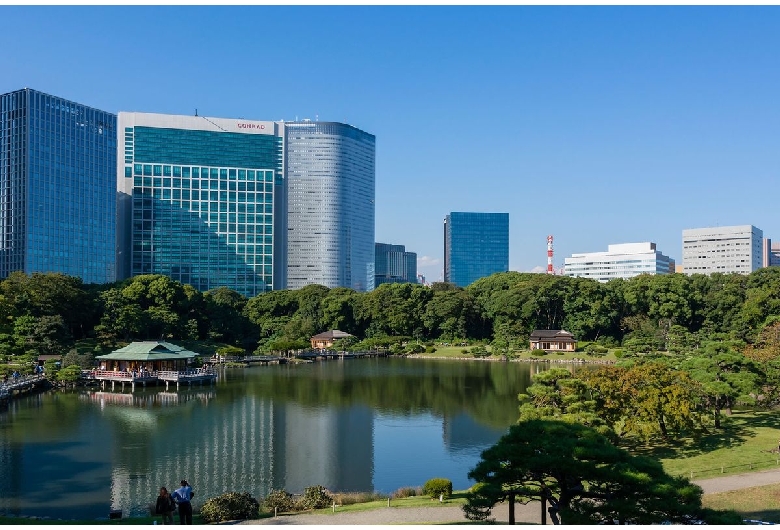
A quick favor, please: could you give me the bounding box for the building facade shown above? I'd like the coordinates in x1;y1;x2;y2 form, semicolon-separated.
0;88;117;283
682;225;763;275
285;121;376;292
564;242;675;282
116;113;284;297
443;212;509;288
762;238;780;268
375;243;417;286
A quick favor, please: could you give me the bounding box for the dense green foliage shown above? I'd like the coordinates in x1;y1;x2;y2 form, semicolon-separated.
2;269;780;352
422;478;453;499
199;492;260;523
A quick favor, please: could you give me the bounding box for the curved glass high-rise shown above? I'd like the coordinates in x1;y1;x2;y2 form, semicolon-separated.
284;121;376;291
0;89;117;283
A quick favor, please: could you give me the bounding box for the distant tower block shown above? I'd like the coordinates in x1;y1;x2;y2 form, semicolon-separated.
547;235;554;274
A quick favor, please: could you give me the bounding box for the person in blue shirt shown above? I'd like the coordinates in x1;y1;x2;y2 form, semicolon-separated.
172;480;194;524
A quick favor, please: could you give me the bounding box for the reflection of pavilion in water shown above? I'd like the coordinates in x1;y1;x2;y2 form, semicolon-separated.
81;390;215;408
87;391;373;517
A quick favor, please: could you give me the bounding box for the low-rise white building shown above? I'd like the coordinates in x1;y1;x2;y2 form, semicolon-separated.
564;242;675;282
682;225;763;275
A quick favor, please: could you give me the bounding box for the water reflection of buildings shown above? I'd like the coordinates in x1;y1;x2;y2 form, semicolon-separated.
442;413;508;455
281;404;373;494
79;390;373;517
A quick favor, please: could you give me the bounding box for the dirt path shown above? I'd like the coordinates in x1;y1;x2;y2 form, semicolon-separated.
234;468;780;525
236;501;546;525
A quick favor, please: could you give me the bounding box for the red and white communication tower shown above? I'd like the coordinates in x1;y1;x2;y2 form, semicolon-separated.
547;235;554;274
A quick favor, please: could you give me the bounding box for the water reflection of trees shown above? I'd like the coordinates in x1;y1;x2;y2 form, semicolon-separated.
218;360;557;430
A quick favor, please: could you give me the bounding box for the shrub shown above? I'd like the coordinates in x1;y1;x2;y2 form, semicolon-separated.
425;346;437;353
331;492;383;506
422;478;452;499
296;485;333;510
405;343;425;354
200;491;259;523
263;489;295;513
531;348;547;357
470;345;490;358
584;343;608;355
613;349;624;359
392;486;422;499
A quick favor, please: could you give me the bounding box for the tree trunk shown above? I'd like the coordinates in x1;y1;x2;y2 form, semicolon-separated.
508;491;515;525
714;397;721;429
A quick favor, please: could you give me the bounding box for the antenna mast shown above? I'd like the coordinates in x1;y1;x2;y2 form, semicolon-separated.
547;235;554;274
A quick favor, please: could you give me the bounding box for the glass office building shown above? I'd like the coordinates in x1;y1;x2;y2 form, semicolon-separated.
285;121;376;291
0;88;117;283
375;243;417;286
444;212;509;287
117;113;283;297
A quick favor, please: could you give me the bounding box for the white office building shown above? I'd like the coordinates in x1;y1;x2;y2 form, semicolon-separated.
682;225;763;275
564;242;675;282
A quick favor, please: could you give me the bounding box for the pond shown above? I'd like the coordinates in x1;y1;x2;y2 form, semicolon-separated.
0;357;578;520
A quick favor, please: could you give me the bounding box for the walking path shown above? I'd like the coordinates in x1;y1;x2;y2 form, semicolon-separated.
235;469;780;525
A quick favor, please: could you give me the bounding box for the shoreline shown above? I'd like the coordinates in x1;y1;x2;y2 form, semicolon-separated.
404;354;616;365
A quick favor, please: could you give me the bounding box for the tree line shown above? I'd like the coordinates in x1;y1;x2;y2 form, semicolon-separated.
2;268;780;358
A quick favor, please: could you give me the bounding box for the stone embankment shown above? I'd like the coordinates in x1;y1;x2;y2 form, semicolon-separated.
405;354;616;365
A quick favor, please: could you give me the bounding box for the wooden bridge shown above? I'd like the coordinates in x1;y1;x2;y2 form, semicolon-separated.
295;350;389;361
82;368;217;391
210;355;288;366
0;374;49;402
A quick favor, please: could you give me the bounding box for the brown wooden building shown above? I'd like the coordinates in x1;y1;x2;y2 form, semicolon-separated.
529;330;577;352
310;330;354;349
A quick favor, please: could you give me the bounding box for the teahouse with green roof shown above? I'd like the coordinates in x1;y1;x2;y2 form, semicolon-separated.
90;341;215;390
96;341;199;373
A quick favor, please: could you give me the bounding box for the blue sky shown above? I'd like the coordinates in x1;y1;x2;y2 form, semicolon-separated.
3;6;780;283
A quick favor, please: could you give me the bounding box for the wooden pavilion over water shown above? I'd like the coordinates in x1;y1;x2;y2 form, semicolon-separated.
87;341;216;391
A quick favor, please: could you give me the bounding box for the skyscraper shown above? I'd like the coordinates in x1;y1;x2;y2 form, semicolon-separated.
444;212;509;287
116;113;283;296
375;243;417;286
285;121;376;291
0;88;117;283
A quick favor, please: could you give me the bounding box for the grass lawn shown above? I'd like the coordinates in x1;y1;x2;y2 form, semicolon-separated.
702;483;780;523
629;410;780;480
417;344;617;363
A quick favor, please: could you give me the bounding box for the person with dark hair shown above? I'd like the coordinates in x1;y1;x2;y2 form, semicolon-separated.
155;486;176;525
172;480;194;524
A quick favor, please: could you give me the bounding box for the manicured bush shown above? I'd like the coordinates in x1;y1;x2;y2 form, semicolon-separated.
613;349;624;358
263;489;295;513
296;485;333;510
584;343;608;355
422;477;452;499
425;346;437;353
531;348;547;357
470;345;490;358
200;491;259;523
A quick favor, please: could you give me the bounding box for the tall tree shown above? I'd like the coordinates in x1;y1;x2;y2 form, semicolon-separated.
464;420;730;525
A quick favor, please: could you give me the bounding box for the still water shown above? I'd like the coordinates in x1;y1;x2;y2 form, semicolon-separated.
0;358;567;520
